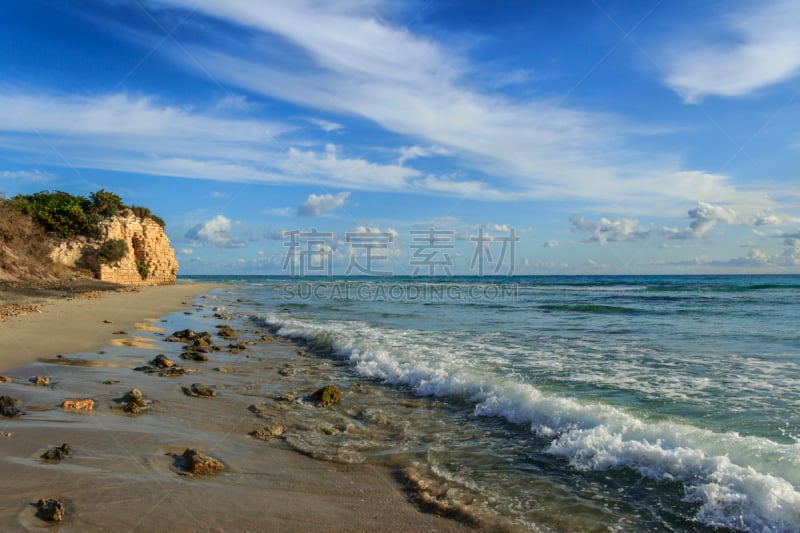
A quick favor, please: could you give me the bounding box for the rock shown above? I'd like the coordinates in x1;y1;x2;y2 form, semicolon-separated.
151;354;175;368
61;399;95;411
181;351;208;362
215;367;235;373
250;424;286;440
103;319;113;324
159;366;195;377
0;396;22;417
309;385;341;407
101;379;121;385
0;375;11;383
181;448;224;474
36;498;65;522
42;443;71;461
31;376;50;386
278;366;295;377
215;325;237;338
113;330;127;335
184;383;216;397
170;329;199;341
117;389;147;415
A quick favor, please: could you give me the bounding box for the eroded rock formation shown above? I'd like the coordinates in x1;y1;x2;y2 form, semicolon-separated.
50;213;178;286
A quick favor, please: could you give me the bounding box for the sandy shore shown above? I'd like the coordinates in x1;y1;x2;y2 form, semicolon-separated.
0;282;219;371
0;283;474;532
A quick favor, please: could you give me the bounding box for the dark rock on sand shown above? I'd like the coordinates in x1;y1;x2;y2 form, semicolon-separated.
42;443;71;461
151;354;175;368
181;351;209;362
36;498;65;522
215;324;237;338
134;364;195;377
180;448;224;474
309;385;342;407
30;376;50;386
183;383;216;397
117;388;148;414
0;395;22;417
101;379;121;385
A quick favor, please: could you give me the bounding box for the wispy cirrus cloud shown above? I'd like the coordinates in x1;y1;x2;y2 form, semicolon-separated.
139;0;774;211
663;0;800;102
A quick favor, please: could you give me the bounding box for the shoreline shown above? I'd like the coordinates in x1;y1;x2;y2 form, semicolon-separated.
0;281;474;531
0;281;222;372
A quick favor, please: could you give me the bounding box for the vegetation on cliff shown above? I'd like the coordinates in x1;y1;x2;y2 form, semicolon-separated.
0;190;166;282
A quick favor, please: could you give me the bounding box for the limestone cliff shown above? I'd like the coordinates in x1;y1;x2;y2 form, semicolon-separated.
50;213;178;286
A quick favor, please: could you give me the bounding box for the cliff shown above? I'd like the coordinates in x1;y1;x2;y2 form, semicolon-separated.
50;213;178;286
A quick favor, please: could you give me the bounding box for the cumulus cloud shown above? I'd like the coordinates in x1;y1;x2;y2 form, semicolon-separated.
662;202;737;240
570;215;649;245
664;0;800;102
297;191;351;216
185;215;246;248
753;211;781;226
543;240;559;248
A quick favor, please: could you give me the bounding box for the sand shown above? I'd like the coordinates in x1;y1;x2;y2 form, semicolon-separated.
0;282;472;532
0;283;219;371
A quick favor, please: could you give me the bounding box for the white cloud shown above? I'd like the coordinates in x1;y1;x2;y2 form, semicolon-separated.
185;214;246;248
0;169;56;182
145;0;774;210
398;145;450;165
179;248;193;255
543;240;559;248
492;224;510;232
283;144;417;190
664;0;800;102
298;191;351;216
309;118;344;132
570;215;649;245
662;202;737;240
753;211;781;226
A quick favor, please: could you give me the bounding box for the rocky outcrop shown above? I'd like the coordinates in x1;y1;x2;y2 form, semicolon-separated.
50;213;178;286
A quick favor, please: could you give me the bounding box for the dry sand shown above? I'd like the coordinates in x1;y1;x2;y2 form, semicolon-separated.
0;283;219;371
0;282;473;532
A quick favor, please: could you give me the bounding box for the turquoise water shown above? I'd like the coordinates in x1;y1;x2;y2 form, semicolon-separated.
188;275;800;531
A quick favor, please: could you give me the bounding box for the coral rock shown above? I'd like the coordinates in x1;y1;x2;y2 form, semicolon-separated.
181;448;224;474
309;385;342;407
61;399;95;411
31;376;50;386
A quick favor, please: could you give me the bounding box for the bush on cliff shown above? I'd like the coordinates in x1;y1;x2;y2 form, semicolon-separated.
97;239;129;264
12;190;166;237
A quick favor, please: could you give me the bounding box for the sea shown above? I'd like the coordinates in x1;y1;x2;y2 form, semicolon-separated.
186;274;800;532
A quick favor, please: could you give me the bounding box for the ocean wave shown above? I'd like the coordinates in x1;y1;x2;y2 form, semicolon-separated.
260;312;800;532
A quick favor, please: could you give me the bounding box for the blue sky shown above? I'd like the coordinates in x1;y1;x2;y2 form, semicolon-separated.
1;0;799;275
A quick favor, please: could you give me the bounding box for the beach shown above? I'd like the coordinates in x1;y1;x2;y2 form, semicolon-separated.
0;282;470;532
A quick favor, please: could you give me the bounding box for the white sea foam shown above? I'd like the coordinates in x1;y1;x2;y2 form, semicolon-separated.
262;312;800;532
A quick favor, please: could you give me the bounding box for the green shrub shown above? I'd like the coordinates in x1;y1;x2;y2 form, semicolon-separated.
130;205;166;227
13;191;99;237
90;189;125;217
136;259;149;280
97;239;128;264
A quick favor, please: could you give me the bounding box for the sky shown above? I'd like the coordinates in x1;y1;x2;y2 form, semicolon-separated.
1;0;799;275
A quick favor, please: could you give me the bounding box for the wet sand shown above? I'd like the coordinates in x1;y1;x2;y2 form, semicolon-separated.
0;286;472;532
